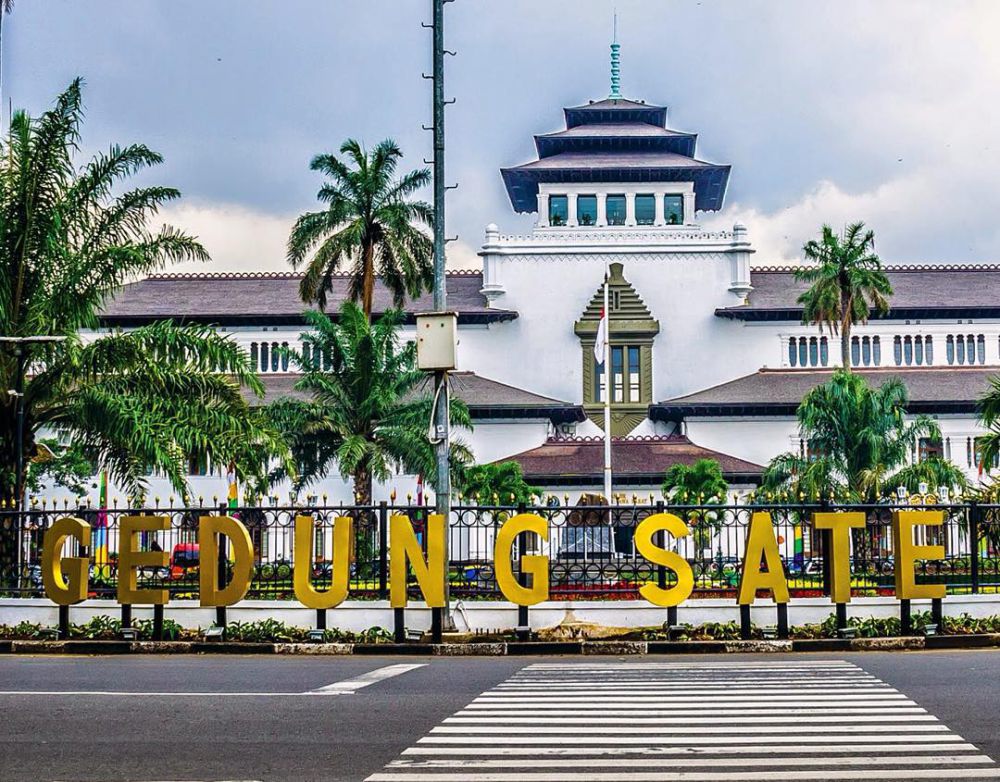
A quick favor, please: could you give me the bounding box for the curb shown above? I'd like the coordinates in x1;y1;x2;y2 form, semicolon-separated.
2;634;999;655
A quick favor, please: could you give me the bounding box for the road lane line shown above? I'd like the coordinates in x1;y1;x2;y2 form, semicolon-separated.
400;743;983;756
387;755;997;769
309;663;427;694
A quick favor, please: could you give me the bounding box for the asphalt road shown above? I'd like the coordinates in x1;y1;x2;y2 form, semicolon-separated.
0;651;998;782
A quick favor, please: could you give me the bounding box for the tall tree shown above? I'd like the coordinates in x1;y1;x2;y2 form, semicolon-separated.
265;302;471;505
795;222;893;369
287;139;433;318
759;370;957;502
0;80;288;507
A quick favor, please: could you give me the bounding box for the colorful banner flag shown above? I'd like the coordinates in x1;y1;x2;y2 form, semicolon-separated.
93;471;109;570
226;462;238;510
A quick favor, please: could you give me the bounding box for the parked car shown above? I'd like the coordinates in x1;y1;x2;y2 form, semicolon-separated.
168;543;199;581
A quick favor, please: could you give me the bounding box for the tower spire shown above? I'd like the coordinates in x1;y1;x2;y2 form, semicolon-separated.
609;9;621;99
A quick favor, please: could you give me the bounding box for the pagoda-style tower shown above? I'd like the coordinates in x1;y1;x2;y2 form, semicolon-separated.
500;93;731;228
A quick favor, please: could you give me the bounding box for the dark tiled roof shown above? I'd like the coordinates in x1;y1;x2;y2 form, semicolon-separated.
718;265;1000;320
538;123;689;139
502;435;763;486
99;271;516;326
566;98;665;112
248;371;584;424
652;366;999;419
510;151;717;171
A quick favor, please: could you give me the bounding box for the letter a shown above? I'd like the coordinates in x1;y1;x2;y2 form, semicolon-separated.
738;512;790;605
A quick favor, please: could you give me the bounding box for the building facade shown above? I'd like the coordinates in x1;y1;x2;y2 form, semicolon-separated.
53;85;1000;507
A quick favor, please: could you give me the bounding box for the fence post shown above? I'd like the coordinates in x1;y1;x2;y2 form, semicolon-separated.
739;604;751;640
58;604;70;640
516;502;529;642
776;603;789;639
215;504;227;631
378;501;388;600
393;607;405;644
900;598;912;635
153;603;164;641
970;501;980;595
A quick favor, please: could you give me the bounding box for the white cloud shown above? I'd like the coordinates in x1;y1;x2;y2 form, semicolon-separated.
156;201;483;275
157;202;294;273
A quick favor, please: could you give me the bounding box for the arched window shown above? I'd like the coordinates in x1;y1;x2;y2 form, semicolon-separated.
914;336;923;366
861;337;871;366
903;336;913;366
301;342;311;369
809;337;819;367
956;335;966;365
873;336;881;366
788;338;797;367
271;342;279;372
819;337;829;366
924;336;933;365
978;334;986;364
893;336;903;366
281;342;289;371
947;335;955;365
260;342;269;373
851;336;860;367
250;342;258;369
798;338;807;368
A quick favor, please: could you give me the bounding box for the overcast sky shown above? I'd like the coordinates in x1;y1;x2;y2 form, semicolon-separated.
8;0;1000;271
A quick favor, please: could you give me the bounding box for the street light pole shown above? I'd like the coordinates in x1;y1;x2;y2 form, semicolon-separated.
430;0;453;631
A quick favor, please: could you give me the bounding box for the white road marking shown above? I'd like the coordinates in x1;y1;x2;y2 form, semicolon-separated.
309;663;427;694
365;661;1000;782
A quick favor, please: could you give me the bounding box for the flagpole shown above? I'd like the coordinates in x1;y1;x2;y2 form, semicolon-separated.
603;262;612;505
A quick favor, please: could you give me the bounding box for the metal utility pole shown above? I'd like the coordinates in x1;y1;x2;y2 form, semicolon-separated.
430;0;453;629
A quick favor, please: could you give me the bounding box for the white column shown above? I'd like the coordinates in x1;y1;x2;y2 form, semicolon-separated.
596;193;607;227
567;193;578;227
537;192;550;228
625;192;636;227
682;192;696;225
654;192;665;226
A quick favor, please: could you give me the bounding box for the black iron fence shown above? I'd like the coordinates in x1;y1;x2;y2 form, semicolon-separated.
3;501;1000;600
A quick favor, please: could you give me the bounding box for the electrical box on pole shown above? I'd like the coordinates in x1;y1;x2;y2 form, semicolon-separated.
416;312;458;371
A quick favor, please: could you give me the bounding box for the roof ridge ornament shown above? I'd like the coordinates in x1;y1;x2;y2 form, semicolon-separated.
609;10;622;99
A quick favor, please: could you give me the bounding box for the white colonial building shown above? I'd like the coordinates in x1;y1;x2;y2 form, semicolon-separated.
58;83;1000;507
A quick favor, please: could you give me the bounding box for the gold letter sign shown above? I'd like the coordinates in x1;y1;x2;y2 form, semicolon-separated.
118;515;170;605
494;513;549;606
199;515;254;607
41;516;91;605
813;512;866;603
294;514;352;609
390;514;446;608
892;509;947;600
634;513;694;607
738;512;790;604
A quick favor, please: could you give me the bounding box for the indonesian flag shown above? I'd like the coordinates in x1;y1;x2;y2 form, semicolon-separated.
594;308;608;365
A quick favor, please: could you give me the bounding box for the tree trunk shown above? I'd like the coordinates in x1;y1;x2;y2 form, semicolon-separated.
361;241;376;321
352;460;374;571
841;288;852;370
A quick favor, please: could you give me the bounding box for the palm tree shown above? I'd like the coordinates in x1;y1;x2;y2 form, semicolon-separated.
795;222;893;369
760;370;953;502
265;302;471;505
287;139;433;318
0;80;288;507
975;377;1000;477
457;461;541;506
662;458;729;551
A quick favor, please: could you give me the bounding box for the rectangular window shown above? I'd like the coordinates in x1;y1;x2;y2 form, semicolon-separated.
548;195;568;226
918;438;943;462
594;344;643;405
188;452;209;477
611;346;624;402
606;195;627;226
577;195;598;226
635;194;655;225
628;347;641;402
664;195;684;225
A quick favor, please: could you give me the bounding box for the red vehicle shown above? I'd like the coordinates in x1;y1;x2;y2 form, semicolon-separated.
169;543;199;580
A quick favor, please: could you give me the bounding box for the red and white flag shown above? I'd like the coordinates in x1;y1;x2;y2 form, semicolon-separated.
594;307;608;365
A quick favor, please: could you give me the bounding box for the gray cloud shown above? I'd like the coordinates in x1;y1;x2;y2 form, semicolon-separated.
9;0;1000;270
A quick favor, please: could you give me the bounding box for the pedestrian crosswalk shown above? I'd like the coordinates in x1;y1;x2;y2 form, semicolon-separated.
365;659;1000;781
